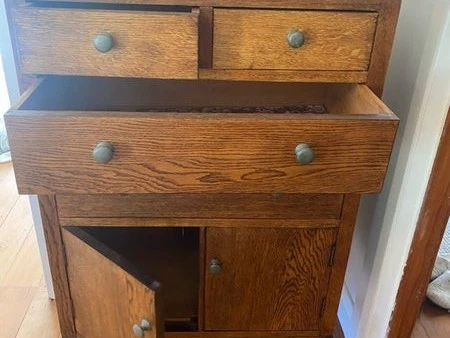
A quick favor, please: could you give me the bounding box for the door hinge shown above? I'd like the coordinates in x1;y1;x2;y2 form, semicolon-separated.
320;297;327;317
328;243;337;267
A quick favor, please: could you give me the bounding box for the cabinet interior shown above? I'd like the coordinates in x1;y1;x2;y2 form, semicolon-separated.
16;76;393;117
67;226;200;332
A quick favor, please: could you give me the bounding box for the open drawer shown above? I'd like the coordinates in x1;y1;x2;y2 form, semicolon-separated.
5;76;398;194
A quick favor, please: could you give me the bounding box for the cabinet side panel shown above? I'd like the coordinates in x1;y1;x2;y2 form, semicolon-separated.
320;194;361;335
37;195;76;337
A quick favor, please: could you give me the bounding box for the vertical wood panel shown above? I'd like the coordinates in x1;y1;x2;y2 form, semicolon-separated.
63;228;160;338
320;194;361;335
366;0;402;96
38;195;76;337
205;227;336;331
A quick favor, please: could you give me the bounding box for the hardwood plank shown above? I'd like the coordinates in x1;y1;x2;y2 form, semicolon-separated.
26;0;388;11
13;8;199;79
16;286;61;338
59;217;340;228
366;0;402;96
417;300;450;338
389;109;450;338
1;227;43;287
198;7;213;69
411;321;429;338
0;287;36;338
56;194;344;220
213;10;377;71
0;196;33;285
205;227;336;331
321;194;361;335
0;169;19;227
199;69;368;83
37;196;76;337
0;162;13;183
198;227;206;331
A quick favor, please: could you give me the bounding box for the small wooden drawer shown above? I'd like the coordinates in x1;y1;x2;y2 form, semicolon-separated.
6;77;398;195
12;8;198;79
213;9;377;71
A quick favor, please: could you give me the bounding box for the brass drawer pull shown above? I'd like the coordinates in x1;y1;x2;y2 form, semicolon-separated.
94;32;115;53
287;29;305;48
92;141;114;164
133;319;151;337
295;143;314;164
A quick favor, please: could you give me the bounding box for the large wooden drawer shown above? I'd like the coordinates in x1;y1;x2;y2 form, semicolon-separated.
213;9;378;71
12;8;198;79
5;77;398;195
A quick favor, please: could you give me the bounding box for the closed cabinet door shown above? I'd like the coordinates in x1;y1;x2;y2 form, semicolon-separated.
205;227;336;331
62;227;163;338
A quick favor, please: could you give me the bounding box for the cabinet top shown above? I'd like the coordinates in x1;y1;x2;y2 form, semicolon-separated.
26;0;401;10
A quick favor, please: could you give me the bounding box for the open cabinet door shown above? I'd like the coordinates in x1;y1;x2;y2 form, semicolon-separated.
62;227;163;338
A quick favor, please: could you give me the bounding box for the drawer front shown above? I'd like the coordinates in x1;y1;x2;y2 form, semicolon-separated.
6;78;398;195
7;113;396;194
213;9;377;71
12;8;198;79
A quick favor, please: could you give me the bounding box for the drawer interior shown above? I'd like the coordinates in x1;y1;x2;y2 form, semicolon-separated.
17;76;394;117
65;226;200;332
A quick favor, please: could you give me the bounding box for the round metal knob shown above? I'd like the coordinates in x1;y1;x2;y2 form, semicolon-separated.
133;319;151;337
287;30;305;48
94;32;115;53
209;258;222;274
294;143;314;164
92;141;114;164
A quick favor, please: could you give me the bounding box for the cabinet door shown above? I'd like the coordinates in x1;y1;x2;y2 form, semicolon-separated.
205;227;336;331
62;227;162;338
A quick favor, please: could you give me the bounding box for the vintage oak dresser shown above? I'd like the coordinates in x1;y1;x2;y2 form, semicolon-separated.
4;0;401;337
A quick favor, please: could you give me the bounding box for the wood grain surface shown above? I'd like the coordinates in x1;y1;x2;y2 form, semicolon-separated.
78;227;200;325
321;194;361;335
6;79;398;195
12;7;198;79
56;194;343;219
59;217;340;228
366;0;402;96
205;227;336;331
25;0;392;11
37;196;76;337
7;113;397;194
213;10;377;71
62;227;161;338
199;69;368;83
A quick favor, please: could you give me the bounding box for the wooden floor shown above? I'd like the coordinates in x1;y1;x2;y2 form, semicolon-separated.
411;299;450;338
4;160;444;338
0;162;61;338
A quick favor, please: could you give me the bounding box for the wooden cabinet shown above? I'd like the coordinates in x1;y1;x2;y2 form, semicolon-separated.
4;0;402;337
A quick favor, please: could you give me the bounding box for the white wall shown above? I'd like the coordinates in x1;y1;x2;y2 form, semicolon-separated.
339;1;450;337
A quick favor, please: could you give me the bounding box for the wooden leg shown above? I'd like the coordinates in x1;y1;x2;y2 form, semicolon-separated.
320;194;361;336
38;195;76;337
